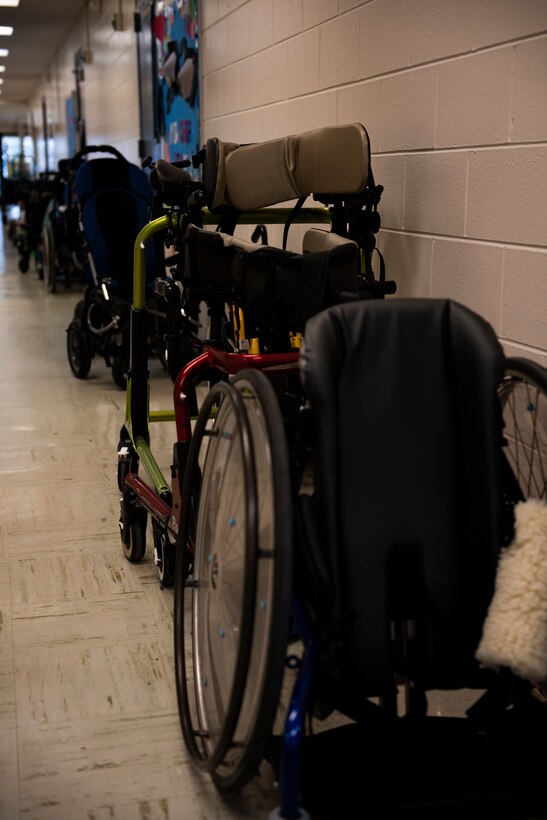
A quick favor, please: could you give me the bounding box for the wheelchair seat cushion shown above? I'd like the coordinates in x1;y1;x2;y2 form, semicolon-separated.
299;299;506;715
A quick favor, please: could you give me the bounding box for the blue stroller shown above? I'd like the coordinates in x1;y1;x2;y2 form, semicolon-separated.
65;145;160;389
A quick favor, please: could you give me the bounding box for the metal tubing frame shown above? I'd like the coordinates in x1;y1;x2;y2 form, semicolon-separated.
124;203;326;533
279;596;319;820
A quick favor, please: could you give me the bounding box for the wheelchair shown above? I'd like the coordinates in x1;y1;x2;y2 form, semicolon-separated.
40;158;86;292
117;122;392;586
65;145;163;389
115;122;546;816
174;298;547;818
15;172;58;275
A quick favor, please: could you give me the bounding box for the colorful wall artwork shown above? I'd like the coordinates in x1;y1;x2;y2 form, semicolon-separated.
153;0;199;167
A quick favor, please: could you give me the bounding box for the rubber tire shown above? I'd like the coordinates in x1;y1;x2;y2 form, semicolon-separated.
112;353;129;391
212;368;293;791
175;371;293;792
175;381;258;775
67;304;92;380
119;507;147;562
152;519;176;587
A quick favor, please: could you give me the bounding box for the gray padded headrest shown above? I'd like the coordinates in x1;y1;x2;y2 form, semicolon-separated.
208;123;371;211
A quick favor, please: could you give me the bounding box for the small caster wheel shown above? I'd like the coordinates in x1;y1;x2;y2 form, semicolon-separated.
119;492;147;562
152;519;176;587
117;431;138;492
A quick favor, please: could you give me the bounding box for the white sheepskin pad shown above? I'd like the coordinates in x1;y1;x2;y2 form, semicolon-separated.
476;498;547;682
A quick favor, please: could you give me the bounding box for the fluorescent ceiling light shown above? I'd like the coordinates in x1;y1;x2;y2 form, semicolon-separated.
0;78;4;84
0;27;14;35
0;1;20;6
0;49;8;57
0;66;5;72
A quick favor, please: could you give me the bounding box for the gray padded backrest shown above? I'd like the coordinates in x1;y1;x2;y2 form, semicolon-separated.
206;123;371;211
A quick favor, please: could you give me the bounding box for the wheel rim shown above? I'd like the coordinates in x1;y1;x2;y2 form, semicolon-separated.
192;384;257;767
176;382;258;772
175;371;293;791
499;365;547;502
212;370;292;788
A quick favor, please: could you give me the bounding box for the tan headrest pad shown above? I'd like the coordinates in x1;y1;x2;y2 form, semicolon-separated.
295;124;369;195
224;137;300;211
211;140;239;210
221;123;370;211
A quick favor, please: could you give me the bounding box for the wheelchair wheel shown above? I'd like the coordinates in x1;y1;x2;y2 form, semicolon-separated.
112;351;129;390
67;300;92;379
175;371;292;791
499;357;546;503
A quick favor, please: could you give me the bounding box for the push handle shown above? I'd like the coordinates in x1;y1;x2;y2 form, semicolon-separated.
67;144;127;170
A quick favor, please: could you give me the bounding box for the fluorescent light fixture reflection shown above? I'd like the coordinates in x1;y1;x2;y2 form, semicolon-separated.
0;27;14;35
0;49;9;56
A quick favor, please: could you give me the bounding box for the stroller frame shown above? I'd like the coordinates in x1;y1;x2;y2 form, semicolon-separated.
66;144;160;389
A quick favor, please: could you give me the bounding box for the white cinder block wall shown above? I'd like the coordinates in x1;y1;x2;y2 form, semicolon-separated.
200;0;547;365
29;0;141;167
27;0;547;364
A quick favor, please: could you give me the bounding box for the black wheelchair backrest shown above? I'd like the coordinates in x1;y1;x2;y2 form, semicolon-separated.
183;224;359;334
299;299;506;712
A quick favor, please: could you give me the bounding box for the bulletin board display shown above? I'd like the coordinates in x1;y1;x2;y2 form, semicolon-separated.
153;0;199;167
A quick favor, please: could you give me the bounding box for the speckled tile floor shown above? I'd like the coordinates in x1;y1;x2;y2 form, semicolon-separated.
0;230;279;820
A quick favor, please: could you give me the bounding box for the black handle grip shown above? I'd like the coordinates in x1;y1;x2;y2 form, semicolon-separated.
68;144;127;170
153;277;183;302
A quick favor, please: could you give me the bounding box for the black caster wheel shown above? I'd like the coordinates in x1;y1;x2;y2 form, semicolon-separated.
117;429;138;492
67;301;92;379
152;519;176;587
119;493;147;562
112;352;129;390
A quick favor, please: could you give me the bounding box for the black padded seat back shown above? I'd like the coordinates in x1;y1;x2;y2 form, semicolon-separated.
299;299;506;712
183;224;359;333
